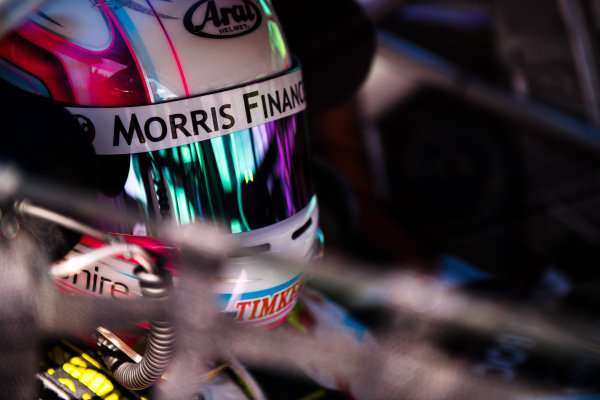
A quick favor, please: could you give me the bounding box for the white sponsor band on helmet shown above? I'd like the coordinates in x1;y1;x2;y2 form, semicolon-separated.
65;67;305;155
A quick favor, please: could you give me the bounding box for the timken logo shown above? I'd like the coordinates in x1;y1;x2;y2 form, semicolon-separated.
184;0;262;38
235;279;303;323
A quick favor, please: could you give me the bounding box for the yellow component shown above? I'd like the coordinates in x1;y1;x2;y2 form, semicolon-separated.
70;357;88;368
63;362;83;380
77;370;113;397
82;352;102;369
58;378;77;393
88;373;113;396
61;355;114;397
80;371;99;387
96;379;114;397
46;341;149;400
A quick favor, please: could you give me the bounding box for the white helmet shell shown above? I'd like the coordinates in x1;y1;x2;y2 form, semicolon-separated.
0;0;317;328
16;0;291;103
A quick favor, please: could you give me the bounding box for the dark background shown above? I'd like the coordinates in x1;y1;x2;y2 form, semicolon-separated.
274;0;600;396
277;0;600;286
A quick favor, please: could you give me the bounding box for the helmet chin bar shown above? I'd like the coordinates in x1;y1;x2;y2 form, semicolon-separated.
14;200;175;390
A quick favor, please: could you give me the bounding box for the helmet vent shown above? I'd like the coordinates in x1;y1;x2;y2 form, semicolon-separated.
292;218;313;240
227;243;271;258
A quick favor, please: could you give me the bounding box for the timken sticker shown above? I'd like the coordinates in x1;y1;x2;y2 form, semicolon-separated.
234;278;303;323
65;67;305;155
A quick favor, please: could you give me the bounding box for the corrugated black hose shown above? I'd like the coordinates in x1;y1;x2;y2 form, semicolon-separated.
101;268;177;391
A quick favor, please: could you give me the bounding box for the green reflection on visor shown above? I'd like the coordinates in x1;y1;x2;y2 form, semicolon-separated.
120;111;313;234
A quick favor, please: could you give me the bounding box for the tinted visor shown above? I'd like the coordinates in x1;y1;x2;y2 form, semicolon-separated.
115;111;314;234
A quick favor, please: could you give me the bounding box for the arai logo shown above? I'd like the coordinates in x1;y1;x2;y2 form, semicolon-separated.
184;0;262;39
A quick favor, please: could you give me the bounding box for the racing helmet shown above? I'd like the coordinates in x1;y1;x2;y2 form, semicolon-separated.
0;0;319;328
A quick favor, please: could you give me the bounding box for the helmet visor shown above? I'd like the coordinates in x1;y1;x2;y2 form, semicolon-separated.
108;111;314;234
